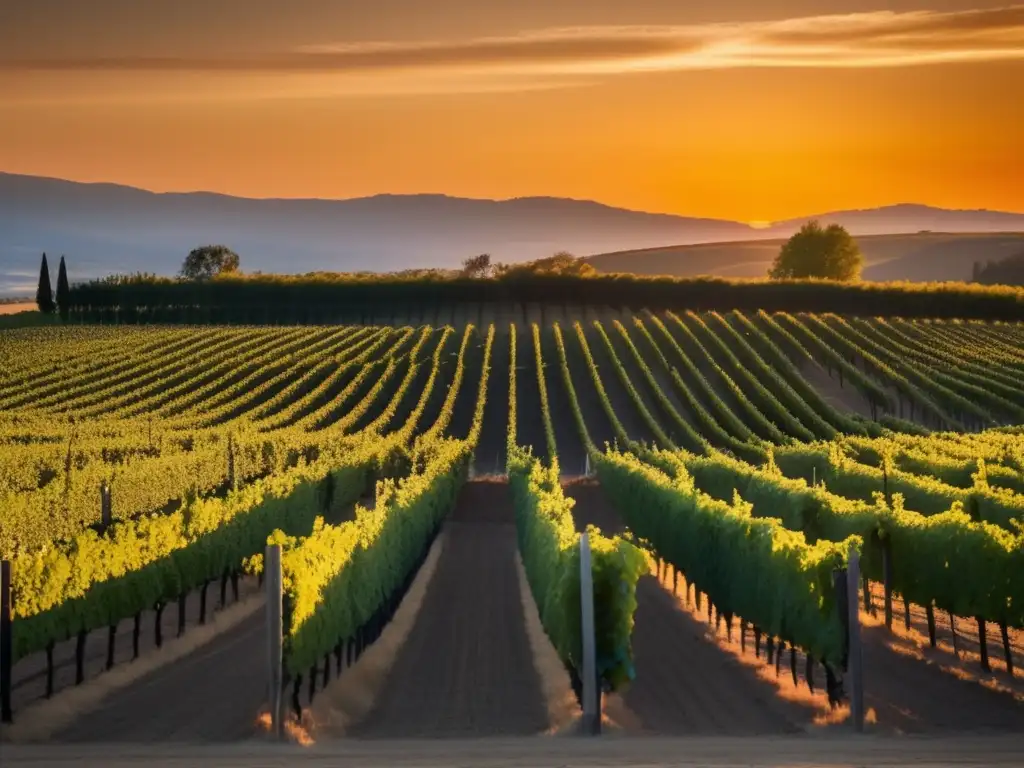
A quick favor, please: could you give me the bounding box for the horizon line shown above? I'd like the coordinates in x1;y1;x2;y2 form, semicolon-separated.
4;170;1024;223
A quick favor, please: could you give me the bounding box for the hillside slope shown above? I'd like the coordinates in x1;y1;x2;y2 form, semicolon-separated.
3;172;1024;293
586;232;1024;283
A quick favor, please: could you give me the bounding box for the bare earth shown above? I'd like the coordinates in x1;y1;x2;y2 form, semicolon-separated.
564;479;1024;735
12;475;1023;758
8;484;547;744
565;480;811;735
5;735;1024;767
798;360;877;420
351;480;549;737
52;609;268;742
10;577;262;715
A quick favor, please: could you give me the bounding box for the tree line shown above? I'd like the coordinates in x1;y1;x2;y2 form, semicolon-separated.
40;226;1024;323
63;268;1024;323
973;251;1024;287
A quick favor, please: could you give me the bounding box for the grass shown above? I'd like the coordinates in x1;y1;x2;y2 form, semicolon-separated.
0;309;59;329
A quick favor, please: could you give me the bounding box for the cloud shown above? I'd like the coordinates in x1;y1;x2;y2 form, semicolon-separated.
758;6;1024;47
0;29;700;73
1;6;1022;101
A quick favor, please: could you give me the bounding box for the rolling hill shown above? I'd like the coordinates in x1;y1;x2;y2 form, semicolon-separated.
3;171;1024;294
586;232;1024;283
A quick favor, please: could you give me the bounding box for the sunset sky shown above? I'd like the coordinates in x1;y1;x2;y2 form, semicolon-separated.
1;1;1022;222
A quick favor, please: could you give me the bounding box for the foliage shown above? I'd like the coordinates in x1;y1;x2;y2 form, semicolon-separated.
508;446;644;691
0;312;59;330
501;251;597;278
56;255;71;323
280;437;469;675
663;445;1024;627
8;440;382;661
769;221;863;281
180;245;241;281
596;448;857;665
974;251;1024;286
36;253;55;314
64;270;1024;322
4;305;1024;695
461;254;494;278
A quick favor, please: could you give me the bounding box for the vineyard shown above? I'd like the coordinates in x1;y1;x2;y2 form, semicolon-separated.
1;309;1023;743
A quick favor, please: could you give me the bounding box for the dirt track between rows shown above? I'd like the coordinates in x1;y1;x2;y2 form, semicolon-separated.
351;480;549;737
564;478;1024;735
7;734;1024;767
565;481;811;735
10;482;550;743
10;577;261;714
51;611;267;742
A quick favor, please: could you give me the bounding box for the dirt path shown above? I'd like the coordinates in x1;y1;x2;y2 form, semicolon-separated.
564;479;1024;735
350;480;549;737
10;577;261;716
863;580;1024;688
6;734;1024;767
859;621;1024;733
540;326;587;476
799;361;876;419
564;480;809;735
36;495;375;743
53;611;267;742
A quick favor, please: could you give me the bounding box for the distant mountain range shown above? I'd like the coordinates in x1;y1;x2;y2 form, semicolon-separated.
2;171;1023;295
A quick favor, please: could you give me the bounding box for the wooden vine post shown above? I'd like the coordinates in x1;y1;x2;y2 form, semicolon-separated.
579;532;600;735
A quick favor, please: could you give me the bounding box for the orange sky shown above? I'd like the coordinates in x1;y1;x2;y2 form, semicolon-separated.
1;1;1022;222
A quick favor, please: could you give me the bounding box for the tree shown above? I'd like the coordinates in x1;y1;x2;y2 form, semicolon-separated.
501;251;597;278
973;250;1024;286
179;245;240;280
769;221;862;281
532;251;597;277
56;255;71;322
36;253;55;314
461;254;493;278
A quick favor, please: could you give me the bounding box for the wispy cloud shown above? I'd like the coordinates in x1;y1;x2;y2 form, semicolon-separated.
1;6;1022;101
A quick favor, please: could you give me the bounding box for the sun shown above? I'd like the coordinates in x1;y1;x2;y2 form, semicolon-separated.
748;220;772;229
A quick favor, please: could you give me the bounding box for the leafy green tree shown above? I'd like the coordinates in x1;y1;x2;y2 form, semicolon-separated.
179;245;240;280
56;255;71;322
769;221;862;281
461;253;493;278
502;251;597;278
36;253;55;314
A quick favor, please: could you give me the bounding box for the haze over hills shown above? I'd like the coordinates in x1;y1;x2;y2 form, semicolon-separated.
587;232;1024;283
2;171;1023;295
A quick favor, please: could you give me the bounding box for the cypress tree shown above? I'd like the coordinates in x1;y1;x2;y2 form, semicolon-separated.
56;255;71;322
36;253;55;314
